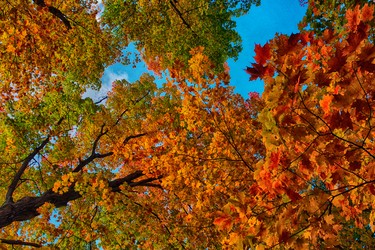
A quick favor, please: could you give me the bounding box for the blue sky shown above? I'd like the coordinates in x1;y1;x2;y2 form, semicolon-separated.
86;0;307;101
229;0;306;96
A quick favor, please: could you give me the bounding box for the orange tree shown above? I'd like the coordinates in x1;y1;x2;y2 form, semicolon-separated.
244;3;375;249
3;0;375;249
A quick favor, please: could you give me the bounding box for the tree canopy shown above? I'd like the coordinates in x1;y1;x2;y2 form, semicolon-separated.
1;0;375;249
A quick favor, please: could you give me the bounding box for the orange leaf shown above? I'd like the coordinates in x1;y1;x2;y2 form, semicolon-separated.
213;212;233;231
6;44;16;53
345;5;361;31
361;3;374;22
319;95;333;114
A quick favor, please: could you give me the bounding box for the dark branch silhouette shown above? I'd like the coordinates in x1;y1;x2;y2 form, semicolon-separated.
5;136;50;204
0;169;161;229
0;238;42;248
34;0;72;29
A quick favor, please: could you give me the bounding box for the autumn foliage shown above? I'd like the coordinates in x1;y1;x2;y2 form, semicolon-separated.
245;3;375;248
1;0;375;249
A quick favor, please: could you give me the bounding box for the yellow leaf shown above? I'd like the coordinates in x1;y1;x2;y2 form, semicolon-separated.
61;174;69;183
256;245;266;250
324;214;335;225
6;44;16;53
228;232;242;248
52;181;61;192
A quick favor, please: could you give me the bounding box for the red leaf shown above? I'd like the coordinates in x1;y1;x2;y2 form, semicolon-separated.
349;161;361;171
213;213;233;231
285;189;302;202
329;111;353;130
369;184;375;195
279;230;290;243
288;33;300;47
245;63;274;81
269;150;281;170
254;43;271;65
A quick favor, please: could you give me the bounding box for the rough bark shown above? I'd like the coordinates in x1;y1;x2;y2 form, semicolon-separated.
0;170;160;229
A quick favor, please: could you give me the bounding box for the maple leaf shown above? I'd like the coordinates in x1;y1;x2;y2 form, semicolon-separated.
254;43;271;65
245;63;274;80
285;189;302;202
349;161;361;171
328;111;353;130
6;44;16;53
346;5;361;32
319;94;334;114
213;212;233;231
361;3;374;22
279;230;290;243
269;150;281;170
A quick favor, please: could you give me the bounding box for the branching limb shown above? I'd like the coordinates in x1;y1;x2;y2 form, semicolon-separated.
5;136;50;204
73;125;112;173
123;133;148;145
0;169;161;229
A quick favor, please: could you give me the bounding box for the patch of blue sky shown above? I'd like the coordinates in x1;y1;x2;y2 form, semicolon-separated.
229;0;306;97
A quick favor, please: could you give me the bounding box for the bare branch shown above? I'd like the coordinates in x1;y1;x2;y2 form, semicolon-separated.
94;96;108;105
169;0;190;28
129;176;163;189
72;151;113;173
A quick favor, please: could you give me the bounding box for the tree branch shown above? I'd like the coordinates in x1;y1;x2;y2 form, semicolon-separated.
129;176;163;189
5;136;50;204
123;133;148;145
0;238;42;248
169;0;196;37
0;170;161;229
34;0;72;29
73;125;112;173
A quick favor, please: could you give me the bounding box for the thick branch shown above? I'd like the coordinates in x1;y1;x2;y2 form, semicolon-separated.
0;170;160;229
72;151;114;172
5;136;50;204
0;238;41;248
34;0;72;29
